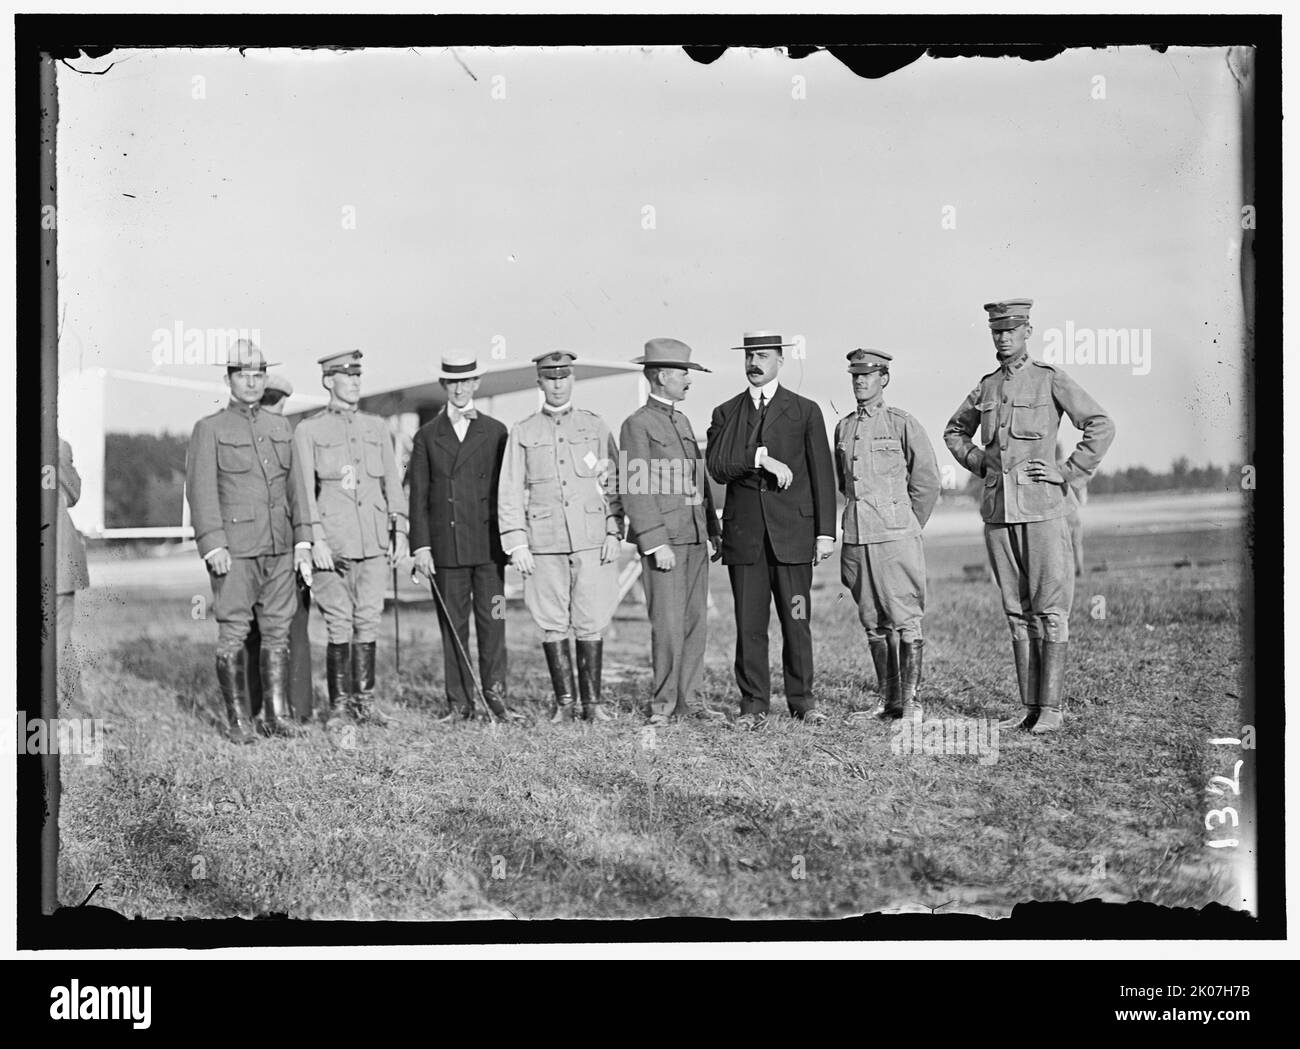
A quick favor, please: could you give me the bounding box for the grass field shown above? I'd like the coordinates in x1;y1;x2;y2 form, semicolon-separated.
56;526;1248;920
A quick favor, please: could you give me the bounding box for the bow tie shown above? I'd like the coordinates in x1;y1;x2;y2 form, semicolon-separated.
449;408;478;422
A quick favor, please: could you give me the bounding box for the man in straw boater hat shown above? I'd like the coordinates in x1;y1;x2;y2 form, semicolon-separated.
944;299;1114;734
706;331;837;730
498;351;625;724
292;350;409;727
835;349;941;722
618;338;724;727
408;351;523;722
185;339;308;742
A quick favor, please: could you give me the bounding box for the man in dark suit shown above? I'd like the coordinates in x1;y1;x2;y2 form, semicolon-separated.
409;351;522;722
706;331;837;728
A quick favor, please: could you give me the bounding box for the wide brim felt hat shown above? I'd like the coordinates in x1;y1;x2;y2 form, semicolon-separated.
632;337;711;371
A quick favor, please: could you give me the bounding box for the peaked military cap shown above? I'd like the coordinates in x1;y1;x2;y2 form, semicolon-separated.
532;350;577;377
846;348;893;374
983;298;1034;331
318;349;364;375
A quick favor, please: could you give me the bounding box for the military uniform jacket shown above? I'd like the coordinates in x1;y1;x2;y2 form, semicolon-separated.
408;409;508;567
186;401;306;558
705;385;836;566
834;401;941;545
618;397;722;555
291;405;409;559
944;354;1115;524
498;407;624;555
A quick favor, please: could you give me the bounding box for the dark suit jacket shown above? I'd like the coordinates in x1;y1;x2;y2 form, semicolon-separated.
706;385;836;565
408;410;508;567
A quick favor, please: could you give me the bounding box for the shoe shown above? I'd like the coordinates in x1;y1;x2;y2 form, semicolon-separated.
732;712;768;732
899;639;925;721
216;650;257;745
1000;638;1042;730
324;642;353;728
797;708;829;725
350;641;392;726
647;713;672;727
542;640;577;723
260;646;307;737
576;639;613;722
483;682;527;723
688;706;727;722
1031;640;1068;735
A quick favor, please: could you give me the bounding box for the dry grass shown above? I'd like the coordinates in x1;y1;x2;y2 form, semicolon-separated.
56;544;1245;920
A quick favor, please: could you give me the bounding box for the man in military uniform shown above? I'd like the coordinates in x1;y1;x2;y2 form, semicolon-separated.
835;350;941;722
944;299;1115;733
186;340;306;743
498;351;625;724
409;351;522;722
245;372;315;725
618;338;723;726
292;350;409;726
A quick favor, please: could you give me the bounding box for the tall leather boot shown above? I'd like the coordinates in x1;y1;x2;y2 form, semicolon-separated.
868;637;889;693
260;646;306;738
325;641;353;727
899;639;925;720
1000;638;1043;730
576;639;613;722
1031;640;1068;734
876;632;903;719
215;649;257;745
543;640;576;724
351;641;391;726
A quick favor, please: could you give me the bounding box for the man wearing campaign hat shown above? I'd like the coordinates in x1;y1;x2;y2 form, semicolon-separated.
837;349;941;722
186;339;308;742
706;331;837;729
245;371;316;725
408;352;523;722
292;350;409;727
498;351;625;724
619;338;724;726
944;299;1115;733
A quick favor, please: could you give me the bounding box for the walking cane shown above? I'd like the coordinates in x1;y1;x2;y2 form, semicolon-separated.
413;567;498;725
389;515;401;675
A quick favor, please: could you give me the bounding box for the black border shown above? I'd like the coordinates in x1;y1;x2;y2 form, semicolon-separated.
17;12;1282;950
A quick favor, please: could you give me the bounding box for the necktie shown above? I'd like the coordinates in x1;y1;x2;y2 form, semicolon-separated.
451;408;478;423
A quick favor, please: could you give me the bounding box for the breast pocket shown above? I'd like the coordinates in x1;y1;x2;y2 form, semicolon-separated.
270;435;293;473
977;401;998;444
871;438;905;477
569;427;605;478
363;435;386;477
1010;400;1051;440
216;437;254;473
314;439;347;480
522;434;556;480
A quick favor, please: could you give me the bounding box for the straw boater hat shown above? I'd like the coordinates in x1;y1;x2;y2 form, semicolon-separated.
731;330;797;350
631;337;711;372
437;351;485;381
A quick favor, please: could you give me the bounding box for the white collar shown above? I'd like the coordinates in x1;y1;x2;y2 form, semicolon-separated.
748;378;780;405
448;400;476;416
648;393;676;408
542;402;572;415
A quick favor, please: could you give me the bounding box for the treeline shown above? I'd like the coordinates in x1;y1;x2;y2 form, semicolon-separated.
960;456;1243;500
104;432;188;528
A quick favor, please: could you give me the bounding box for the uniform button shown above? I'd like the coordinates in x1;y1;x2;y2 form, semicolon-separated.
562;481;567;486
1001;420;1007;427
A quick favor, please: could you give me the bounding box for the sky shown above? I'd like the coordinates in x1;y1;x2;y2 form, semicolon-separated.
55;44;1249;470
